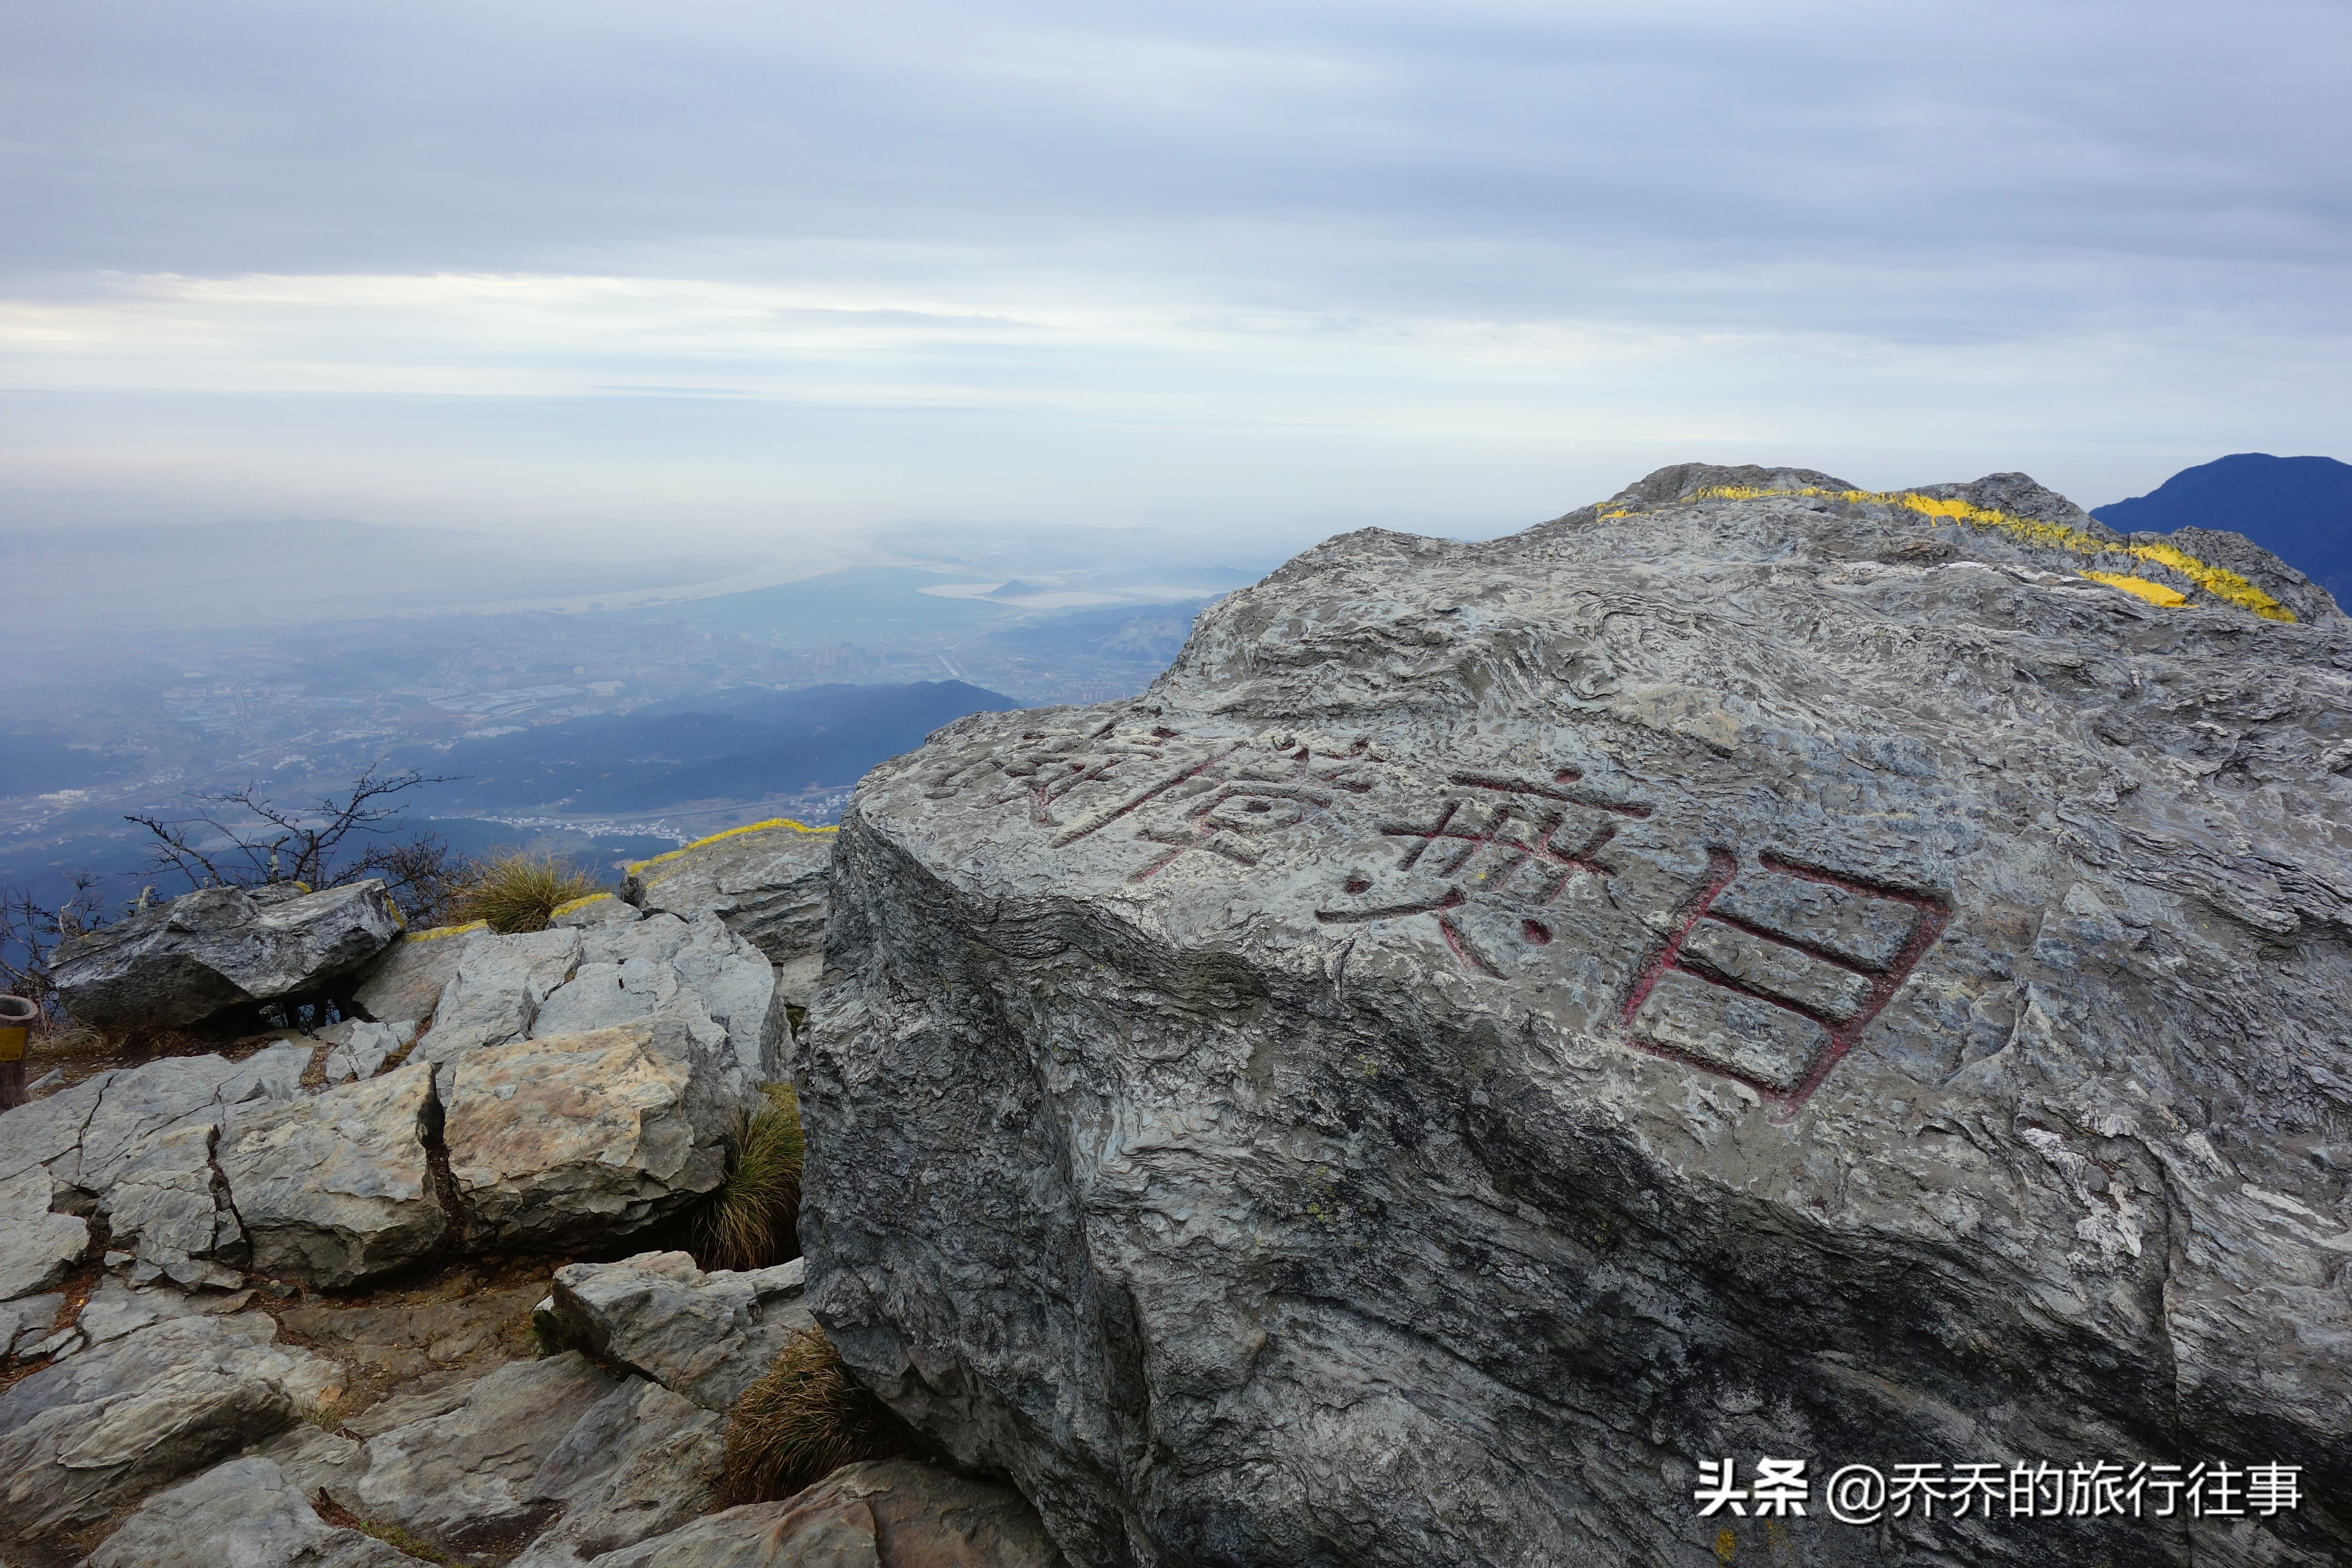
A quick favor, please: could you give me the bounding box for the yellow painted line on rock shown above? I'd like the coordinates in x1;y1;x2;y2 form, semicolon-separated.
624;817;839;878
1683;485;2296;622
2079;570;2188;606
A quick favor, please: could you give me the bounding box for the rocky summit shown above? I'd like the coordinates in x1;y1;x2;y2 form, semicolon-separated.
801;466;2352;1567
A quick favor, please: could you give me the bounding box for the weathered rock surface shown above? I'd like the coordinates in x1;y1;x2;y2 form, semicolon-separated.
510;1376;725;1568
215;1060;447;1287
532;912;786;1078
802;466;2352;1566
321;1017;409;1084
441;1018;741;1249
625;820;835;1009
329;1351;618;1552
0;1045;310;1288
54;880;404;1031
83;1455;410;1568
0;1308;340;1536
0;1164;87;1301
350;925;480;1023
553;891;638;928
580;1459;1066;1568
537;1250;816;1412
413;926;582;1064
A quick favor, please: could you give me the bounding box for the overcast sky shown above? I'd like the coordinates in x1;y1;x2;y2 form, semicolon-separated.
3;0;2347;561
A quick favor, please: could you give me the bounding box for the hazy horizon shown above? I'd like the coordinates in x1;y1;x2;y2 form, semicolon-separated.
7;1;2348;562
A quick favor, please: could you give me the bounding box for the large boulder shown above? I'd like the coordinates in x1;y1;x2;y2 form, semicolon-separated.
441;1018;744;1249
53;880;404;1031
214;1060;447;1288
799;468;2352;1567
536;1250;816;1412
624;819;835;1009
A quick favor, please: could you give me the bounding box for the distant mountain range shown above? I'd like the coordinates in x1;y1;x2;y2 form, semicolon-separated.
402;679;1018;815
2095;453;2352;604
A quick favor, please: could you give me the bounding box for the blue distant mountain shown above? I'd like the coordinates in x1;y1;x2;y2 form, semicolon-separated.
2092;454;2352;604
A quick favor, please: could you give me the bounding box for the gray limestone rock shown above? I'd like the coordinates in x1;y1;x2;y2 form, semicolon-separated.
329;1351;619;1553
0;1308;341;1537
0;1166;87;1302
578;1460;1064;1568
349;926;480;1024
440;1018;741;1250
536;1251;815;1412
320;1018;409;1084
245;1420;366;1498
412;926;583;1065
53;881;404;1032
81;1455;409;1568
215;1061;447;1288
623;821;834;1010
0;1045;311;1289
800;467;2352;1568
552;891;639;928
3;1290;63;1356
534;914;786;1079
510;1376;725;1568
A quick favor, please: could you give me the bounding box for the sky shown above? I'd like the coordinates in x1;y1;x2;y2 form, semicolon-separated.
3;0;2348;564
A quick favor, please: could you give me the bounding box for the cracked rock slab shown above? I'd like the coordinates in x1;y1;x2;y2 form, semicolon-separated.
0;1165;87;1302
0;1308;342;1537
216;1060;446;1289
82;1455;410;1568
2;1046;306;1288
441;1019;740;1250
537;1251;815;1412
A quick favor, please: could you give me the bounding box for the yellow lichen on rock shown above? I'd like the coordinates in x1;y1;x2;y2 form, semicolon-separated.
409;919;489;942
625;817;839;880
1684;484;2296;622
2080;571;2188;606
549;892;614;919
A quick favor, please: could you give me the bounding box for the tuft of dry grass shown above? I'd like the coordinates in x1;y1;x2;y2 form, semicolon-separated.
694;1083;804;1272
447;851;599;935
720;1327;913;1503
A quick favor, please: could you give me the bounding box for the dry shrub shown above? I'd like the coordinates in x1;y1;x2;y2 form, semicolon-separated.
720;1328;913;1503
694;1083;803;1271
448;851;598;934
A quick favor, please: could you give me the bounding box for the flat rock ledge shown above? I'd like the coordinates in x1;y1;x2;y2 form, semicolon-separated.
801;466;2352;1568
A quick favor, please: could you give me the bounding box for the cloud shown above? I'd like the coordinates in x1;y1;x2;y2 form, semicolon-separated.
1;0;2346;547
